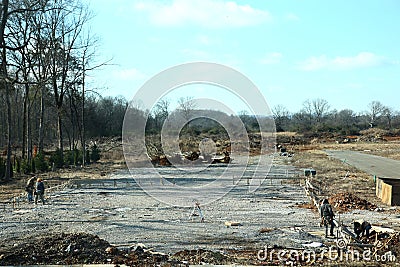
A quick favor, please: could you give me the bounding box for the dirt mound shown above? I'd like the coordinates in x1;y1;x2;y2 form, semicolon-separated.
329;192;377;212
113;245;179;266
0;233;182;266
0;233;223;266
0;233;113;265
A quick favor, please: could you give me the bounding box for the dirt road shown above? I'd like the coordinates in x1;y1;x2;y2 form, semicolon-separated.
326;150;400;178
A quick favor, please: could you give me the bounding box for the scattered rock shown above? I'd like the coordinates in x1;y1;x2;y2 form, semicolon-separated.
225;221;242;227
105;246;118;254
171;249;229;265
259;228;274;234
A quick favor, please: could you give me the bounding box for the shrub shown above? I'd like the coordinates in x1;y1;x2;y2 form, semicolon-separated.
85;149;90;164
74;149;83;165
65;149;83;166
50;148;64;168
15;157;21;173
0;158;5;178
21;159;31;174
90;144;101;163
31;159;35;173
34;153;49;172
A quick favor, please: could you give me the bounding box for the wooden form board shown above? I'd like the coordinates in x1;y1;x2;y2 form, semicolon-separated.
376;177;400;206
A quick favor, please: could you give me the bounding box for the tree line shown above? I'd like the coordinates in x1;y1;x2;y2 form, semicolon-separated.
271;99;399;135
145;97;399;139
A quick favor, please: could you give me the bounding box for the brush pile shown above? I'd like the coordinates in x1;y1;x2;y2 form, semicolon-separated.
329;192;377;212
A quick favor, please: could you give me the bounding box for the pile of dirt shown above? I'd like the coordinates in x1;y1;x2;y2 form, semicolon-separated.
0;232;229;266
329;192;378;212
0;233;113;265
359;128;389;142
0;233;182;266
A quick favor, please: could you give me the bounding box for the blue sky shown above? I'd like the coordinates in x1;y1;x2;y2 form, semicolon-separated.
85;0;399;114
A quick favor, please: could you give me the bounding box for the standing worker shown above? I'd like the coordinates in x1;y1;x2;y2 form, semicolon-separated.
25;176;36;203
320;198;335;237
35;178;45;205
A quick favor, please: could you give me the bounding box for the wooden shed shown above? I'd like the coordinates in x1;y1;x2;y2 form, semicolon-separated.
376;177;400;206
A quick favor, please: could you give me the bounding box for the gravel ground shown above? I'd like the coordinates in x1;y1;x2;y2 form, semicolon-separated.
0;156;398;256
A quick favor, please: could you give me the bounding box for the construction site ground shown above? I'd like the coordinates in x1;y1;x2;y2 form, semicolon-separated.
0;141;400;266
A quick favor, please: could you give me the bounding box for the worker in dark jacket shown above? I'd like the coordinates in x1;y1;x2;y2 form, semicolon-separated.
35;178;45;205
25;176;36;203
353;219;372;239
320;199;335;237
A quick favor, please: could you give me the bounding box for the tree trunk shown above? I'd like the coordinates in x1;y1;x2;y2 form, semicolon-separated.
22;88;27;159
38;85;45;152
4;80;12;180
1;0;12;180
57;106;64;162
27;100;32;163
70;92;75;151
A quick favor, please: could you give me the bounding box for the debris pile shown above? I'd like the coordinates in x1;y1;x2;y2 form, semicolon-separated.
0;233;234;266
0;233;113;265
0;233;181;266
114;245;180;266
329;192;377;212
382;232;400;255
150;151;231;166
364;232;400;256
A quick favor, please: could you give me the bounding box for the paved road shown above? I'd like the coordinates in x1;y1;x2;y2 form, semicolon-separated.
326;150;400;178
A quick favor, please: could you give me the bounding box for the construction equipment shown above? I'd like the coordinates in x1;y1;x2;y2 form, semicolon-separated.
189;201;204;222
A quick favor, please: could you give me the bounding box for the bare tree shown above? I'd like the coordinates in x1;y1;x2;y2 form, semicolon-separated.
367;101;385;128
43;0;91;162
383;107;394;130
178;96;196;122
301;99;313;126
0;0;12;178
0;0;47;179
154;98;170;130
272;105;290;132
28;7;52;154
312;98;330;123
7;1;46;161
